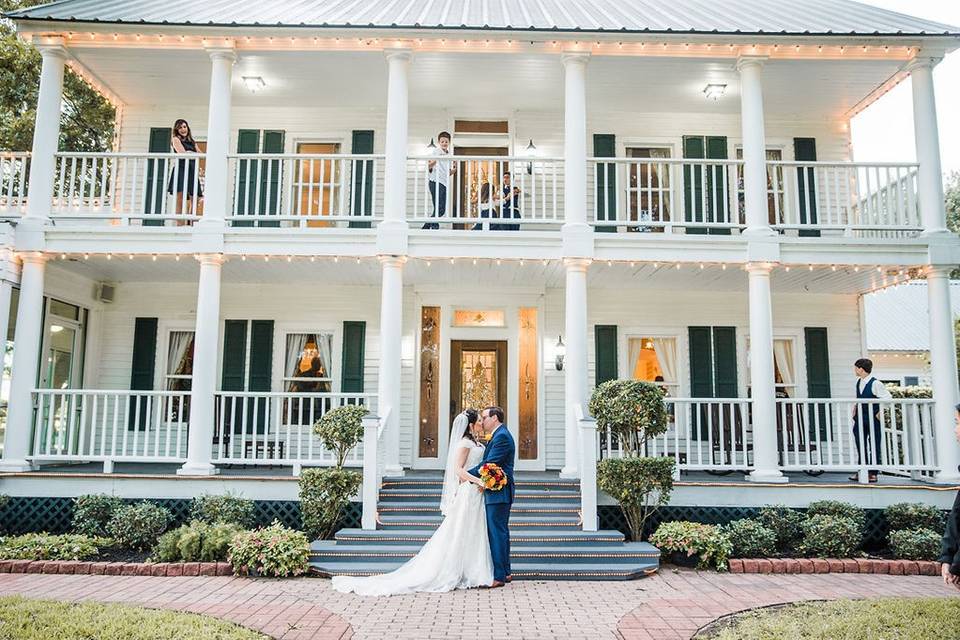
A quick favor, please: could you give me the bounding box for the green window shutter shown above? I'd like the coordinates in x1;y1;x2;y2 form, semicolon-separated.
804;327;831;439
683;136;707;235
259;130;285;227
712;326;738;398
594;325;618;386
688;327;714;398
341;321;366;401
144;128;171;225
706;136;730;235
221;320;247;434
247;320;274;435
234;130;261;225
793;138;820;237
350;130;375;229
593;134;617;232
129;318;158;429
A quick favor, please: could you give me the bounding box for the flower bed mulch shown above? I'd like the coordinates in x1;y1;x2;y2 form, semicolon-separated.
0;559;233;577
729;558;941;575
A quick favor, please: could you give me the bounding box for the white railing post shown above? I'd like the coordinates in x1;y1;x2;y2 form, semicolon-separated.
927;267;960;483
907;56;947;235
738;55;775;238
178;254;223;476
361;414;381;530
561;258;590;478
200;44;236;227
577;405;598;532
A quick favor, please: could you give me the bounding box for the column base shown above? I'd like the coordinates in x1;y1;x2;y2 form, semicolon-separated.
0;460;35;473
559;466;580;480
742;225;778;238
176;462;220;476
745;469;788;484
383;464;405;478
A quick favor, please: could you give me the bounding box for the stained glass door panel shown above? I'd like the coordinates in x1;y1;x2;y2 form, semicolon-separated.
449;341;507;426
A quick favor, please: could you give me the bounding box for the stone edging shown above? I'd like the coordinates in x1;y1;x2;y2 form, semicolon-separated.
0;559;233;577
729;558;940;576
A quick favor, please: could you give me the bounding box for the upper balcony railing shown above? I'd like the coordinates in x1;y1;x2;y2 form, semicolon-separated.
0;152;30;217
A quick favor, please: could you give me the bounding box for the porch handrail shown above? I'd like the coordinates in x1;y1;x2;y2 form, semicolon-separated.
576;404;598;532
362;407;388;530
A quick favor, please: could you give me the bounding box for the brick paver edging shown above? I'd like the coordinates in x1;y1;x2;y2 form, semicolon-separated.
729;558;941;575
0;559;233;577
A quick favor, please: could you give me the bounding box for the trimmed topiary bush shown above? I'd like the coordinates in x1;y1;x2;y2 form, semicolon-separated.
107;502;171;551
189;493;255;528
889;528;942;561
313;404;368;468
597;456;674;542
153;521;242;563
228;521;309;577
588;379;668;455
885;503;945;533
72;494;125;537
0;533;107;561
799;514;861;558
757;505;805;552
649;521;732;571
807;500;866;534
299;467;362;541
725;519;777;558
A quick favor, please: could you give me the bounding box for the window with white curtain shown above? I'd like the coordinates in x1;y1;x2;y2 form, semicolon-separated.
772;338;797;397
628;336;679;396
735;147;785;224
165;331;195;392
626;147;672;229
283;333;333;393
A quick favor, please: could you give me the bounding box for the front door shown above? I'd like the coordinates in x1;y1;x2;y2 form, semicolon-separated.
38;299;86;454
295;142;341;227
453;146;509;229
449;340;508;427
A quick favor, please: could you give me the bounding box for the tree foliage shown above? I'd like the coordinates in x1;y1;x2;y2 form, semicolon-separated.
0;0;115;152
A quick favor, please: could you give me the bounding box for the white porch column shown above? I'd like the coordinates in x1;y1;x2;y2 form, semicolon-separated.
737;56;775;237
178;254;224;476
26;39;68;222
746;263;787;483
562;53;590;232
378;256;404;476
561;258;590;478
200;46;236;226
0;255;47;471
927;267;960;483
908;57;948;234
382;50;411;229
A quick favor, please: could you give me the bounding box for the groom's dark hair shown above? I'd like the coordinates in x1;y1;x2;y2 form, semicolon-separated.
485;406;504;424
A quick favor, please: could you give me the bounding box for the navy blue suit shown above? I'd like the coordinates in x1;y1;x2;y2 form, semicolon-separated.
469;425;515;582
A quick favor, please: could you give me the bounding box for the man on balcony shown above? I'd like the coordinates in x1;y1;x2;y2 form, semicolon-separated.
423;131;455;230
850;358;892;483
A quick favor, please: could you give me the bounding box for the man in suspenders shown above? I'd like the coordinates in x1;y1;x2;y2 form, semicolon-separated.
850;358;892;483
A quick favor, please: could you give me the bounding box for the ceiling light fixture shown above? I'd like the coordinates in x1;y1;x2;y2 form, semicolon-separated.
703;83;727;101
242;76;266;93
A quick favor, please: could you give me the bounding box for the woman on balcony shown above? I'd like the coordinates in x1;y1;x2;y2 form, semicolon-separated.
167;119;203;224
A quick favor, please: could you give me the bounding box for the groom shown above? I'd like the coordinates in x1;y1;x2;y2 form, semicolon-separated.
469;406;515;588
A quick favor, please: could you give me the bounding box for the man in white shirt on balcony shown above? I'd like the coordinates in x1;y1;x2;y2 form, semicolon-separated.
850;357;893;483
424;131;455;230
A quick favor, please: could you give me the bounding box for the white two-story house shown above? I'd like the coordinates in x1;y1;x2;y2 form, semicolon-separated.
0;0;959;546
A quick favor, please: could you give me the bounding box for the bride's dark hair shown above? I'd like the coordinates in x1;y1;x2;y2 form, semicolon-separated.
461;409;479;443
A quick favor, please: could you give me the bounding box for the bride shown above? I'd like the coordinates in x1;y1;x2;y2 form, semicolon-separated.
331;409;493;595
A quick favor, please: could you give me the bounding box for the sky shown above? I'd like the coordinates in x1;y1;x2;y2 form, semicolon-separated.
851;0;960;176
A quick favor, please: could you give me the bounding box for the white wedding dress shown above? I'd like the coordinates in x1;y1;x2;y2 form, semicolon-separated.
331;436;493;596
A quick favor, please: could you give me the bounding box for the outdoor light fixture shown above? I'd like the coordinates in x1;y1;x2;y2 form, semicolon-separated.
242;76;266;93
427;137;436;150
525;138;537;174
555;335;566;371
703;83;727;100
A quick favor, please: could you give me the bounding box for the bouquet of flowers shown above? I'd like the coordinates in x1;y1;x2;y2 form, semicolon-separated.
479;463;508;491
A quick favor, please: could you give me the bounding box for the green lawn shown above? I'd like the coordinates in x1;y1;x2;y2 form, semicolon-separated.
0;596;267;639
705;598;960;640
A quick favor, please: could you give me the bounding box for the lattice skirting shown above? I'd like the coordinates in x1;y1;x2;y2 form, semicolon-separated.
0;497;363;535
599;505;903;550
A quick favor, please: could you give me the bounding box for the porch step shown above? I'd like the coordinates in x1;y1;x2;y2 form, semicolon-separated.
376;501;580;515
311;541;659;565
377;488;581;504
310;559;659;581
377;513;581;530
332;527;627;546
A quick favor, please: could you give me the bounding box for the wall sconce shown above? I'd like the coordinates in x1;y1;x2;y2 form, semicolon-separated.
242;76;266;93
427;137;436;150
525;138;537;175
703;83;727;101
555;335;565;371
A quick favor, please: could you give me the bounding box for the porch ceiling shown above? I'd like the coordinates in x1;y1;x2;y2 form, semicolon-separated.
67;46;906;119
48;254;918;294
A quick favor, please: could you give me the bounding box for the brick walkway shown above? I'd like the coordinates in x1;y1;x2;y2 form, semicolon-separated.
0;571;957;639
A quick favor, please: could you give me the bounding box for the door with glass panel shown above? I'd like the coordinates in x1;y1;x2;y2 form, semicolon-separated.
294;142;341;227
37;299;86;456
626;147;672;232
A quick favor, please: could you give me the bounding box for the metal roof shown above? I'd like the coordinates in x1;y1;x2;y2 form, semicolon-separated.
7;0;960;36
864;281;960;352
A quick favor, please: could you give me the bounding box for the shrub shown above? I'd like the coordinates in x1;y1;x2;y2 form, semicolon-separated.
589;379;668;455
799;515;861;558
725;519;777;558
757;505;805;552
885;503;945;533
228;521;309;577
153;520;242;563
889;528;942;561
299;467;361;541
807;500;866;534
313;405;368;468
189;493;255;528
0;533;106;560
649;521;732;571
597;456;674;542
72;494;124;537
107;502;171;551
